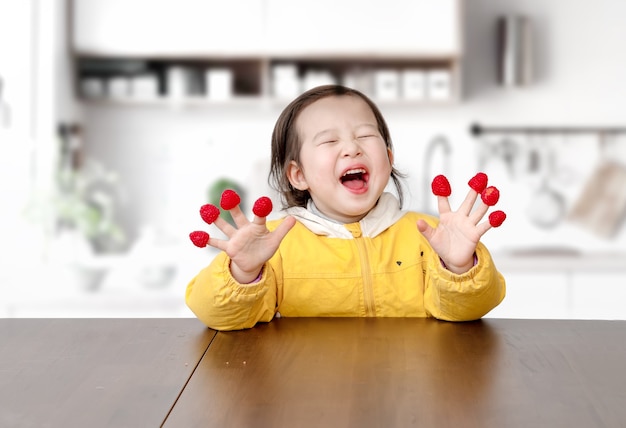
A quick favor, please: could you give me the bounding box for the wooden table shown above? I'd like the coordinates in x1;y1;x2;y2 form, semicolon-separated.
2;318;626;427
0;318;215;427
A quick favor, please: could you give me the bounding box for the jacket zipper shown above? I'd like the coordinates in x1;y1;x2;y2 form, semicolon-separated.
354;237;376;317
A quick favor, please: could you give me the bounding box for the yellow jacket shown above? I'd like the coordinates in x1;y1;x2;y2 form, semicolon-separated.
186;193;506;330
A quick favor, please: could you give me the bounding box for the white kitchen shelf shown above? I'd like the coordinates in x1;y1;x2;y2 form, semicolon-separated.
74;55;462;106
71;0;464;106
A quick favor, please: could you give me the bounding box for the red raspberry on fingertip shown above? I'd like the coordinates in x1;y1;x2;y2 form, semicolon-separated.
481;186;500;206
431;174;451;197
199;204;220;225
489;210;507;227
252;196;273;217
220;189;241;210
189;231;210;247
468;172;488;193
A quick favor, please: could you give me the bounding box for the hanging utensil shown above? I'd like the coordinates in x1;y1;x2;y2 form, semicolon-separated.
568;132;626;238
526;135;567;229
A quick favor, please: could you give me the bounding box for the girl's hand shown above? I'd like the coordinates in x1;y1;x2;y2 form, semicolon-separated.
191;193;296;284
417;174;505;274
210;203;296;283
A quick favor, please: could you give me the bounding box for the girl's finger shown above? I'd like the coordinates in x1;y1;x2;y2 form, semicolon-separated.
252;214;267;226
469;203;489;225
475;219;492;237
437;195;452;214
228;205;249;228
213;216;237;237
207;236;228;252
459;189;479;216
268;215;296;243
417;219;435;240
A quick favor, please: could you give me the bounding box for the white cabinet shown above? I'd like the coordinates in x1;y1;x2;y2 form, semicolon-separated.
265;0;461;55
74;0;461;56
71;0;463;104
486;267;626;320
570;273;626;320
485;272;570;319
73;0;265;55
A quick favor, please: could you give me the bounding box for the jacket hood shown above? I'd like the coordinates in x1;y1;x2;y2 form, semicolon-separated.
284;192;406;238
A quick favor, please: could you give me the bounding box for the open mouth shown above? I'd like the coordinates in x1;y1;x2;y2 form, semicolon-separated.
340;168;369;191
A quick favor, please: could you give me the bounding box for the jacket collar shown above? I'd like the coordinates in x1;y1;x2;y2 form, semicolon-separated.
284;192;405;238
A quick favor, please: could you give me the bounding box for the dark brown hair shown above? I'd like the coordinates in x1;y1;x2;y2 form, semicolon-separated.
269;84;406;209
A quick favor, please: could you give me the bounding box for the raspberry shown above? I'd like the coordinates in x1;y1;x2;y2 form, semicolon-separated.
220;189;241;210
481;186;500;206
252;196;273;217
489;210;507;227
431;174;451;197
468;172;488;193
189;231;210;247
199;204;220;225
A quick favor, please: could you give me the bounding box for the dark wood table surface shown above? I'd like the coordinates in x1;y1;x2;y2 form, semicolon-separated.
0;318;215;427
164;317;626;428
3;317;626;428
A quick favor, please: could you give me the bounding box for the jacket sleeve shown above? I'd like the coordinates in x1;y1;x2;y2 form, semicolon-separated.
185;251;278;330
423;242;506;321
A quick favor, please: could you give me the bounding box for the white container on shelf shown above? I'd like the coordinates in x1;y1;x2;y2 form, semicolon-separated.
107;76;130;99
166;66;190;99
130;74;159;99
81;77;106;99
374;69;400;100
427;69;452;101
205;68;233;100
342;69;374;97
401;69;426;100
302;70;335;91
272;64;301;99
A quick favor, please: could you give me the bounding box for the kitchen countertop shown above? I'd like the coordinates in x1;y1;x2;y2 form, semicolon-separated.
492;249;626;272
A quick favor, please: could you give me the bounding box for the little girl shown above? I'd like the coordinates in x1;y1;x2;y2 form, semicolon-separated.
186;85;505;331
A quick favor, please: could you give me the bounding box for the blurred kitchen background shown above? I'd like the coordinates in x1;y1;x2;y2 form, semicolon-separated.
1;0;626;319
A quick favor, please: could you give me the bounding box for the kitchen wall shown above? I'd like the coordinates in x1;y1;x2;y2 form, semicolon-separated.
76;0;626;255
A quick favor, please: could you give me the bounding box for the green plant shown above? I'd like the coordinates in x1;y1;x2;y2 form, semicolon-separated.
55;159;126;252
